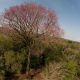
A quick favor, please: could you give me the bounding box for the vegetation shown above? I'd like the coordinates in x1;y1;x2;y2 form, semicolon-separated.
0;3;80;80
0;33;80;80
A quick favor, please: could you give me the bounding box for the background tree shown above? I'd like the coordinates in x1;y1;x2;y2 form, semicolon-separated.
4;3;63;79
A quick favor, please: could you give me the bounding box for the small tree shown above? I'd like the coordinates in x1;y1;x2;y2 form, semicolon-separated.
4;3;63;79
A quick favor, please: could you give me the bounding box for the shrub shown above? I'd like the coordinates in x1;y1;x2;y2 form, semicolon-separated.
4;51;26;73
0;34;13;52
61;60;77;80
44;44;64;64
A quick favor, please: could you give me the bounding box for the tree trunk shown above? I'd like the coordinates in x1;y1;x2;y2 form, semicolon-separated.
26;48;31;80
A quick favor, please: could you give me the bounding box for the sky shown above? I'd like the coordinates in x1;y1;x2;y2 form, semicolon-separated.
0;0;80;42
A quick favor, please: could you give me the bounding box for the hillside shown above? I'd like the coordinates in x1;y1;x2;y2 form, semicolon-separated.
0;32;80;80
40;39;80;80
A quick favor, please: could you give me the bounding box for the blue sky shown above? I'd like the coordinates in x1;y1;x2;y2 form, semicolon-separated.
0;0;80;41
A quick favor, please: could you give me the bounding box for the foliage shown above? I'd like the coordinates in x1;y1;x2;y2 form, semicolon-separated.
0;34;13;51
61;60;77;80
1;32;80;80
0;3;80;80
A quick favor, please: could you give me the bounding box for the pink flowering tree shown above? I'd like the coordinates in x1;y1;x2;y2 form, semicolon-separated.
4;3;63;78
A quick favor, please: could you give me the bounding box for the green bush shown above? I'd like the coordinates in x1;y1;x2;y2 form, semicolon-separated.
0;34;13;51
62;60;77;80
4;50;27;73
44;44;64;63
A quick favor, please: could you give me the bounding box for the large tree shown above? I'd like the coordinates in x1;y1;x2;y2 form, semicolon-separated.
4;3;63;79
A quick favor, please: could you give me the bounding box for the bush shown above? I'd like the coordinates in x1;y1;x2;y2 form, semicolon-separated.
61;59;77;80
44;44;64;63
4;50;27;73
0;34;13;52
